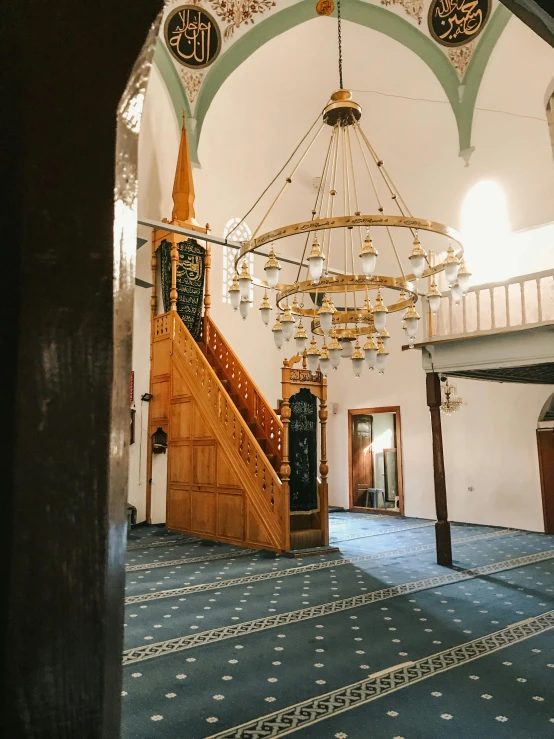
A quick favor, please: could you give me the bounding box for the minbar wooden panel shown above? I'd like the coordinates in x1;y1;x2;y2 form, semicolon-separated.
217;493;245;540
167;486;191;531
165;360;283;551
190;490;217;534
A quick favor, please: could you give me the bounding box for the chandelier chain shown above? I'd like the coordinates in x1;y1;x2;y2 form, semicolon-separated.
337;0;343;89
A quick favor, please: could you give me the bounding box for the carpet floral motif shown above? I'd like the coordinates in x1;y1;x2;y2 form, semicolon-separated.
209;0;277;40
380;0;424;25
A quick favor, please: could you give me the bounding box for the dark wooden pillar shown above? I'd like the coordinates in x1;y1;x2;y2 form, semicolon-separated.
1;1;161;736
426;372;453;566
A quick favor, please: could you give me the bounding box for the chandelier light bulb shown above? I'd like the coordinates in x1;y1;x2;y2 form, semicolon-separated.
451;282;463;305
428;279;442;314
457;260;472;294
341;339;354;359
318;295;334;334
291;296;302;325
328;332;342;369
294;321;309;353
359;235;378;277
404;304;420;339
399;290;408;318
306;338;320;374
444;244;460;285
373;291;388;332
238;259;252;299
280;305;295;341
264;247;281;289
363;335;378;369
378;328;390;349
272;316;284;349
259;291;271;326
229;274;241;310
239;297;252;320
376;339;389;374
408;237;427;279
319;343;331;377
307;236;325;282
351;342;364;378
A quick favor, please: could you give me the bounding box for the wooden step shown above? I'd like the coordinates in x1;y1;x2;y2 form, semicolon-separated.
290;529;324;550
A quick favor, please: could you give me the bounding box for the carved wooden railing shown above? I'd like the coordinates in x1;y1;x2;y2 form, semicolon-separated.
425;269;554;341
203;315;283;464
169;311;288;550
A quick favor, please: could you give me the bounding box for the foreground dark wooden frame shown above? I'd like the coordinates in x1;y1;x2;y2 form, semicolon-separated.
348;406;405;517
2;1;161;735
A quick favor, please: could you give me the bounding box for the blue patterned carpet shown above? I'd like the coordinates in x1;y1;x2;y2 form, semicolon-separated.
121;514;554;738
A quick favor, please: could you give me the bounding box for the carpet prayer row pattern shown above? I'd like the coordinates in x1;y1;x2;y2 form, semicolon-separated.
122;514;554;738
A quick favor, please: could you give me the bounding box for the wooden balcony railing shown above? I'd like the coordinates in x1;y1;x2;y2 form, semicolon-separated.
170;312;287;548
203;315;283;464
424;269;554;341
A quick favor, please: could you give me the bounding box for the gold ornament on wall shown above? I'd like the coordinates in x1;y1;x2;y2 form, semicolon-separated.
380;0;423;26
179;68;205;103
316;0;335;17
209;0;276;40
448;41;475;79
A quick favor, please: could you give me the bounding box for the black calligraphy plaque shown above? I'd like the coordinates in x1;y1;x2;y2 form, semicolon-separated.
289;388;319;513
160;238;205;340
165;5;221;69
428;0;491;48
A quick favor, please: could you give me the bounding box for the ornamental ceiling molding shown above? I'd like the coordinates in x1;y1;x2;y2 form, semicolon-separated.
154;0;511;167
380;0;424;25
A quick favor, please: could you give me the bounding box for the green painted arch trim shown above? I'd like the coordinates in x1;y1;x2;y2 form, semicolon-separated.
457;4;512;154
153;39;200;165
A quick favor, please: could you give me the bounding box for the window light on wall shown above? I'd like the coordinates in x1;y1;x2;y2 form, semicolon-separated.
461;181;512;285
222;218;253;303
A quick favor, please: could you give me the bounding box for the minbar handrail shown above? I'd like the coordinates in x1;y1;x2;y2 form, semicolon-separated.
203;314;284;464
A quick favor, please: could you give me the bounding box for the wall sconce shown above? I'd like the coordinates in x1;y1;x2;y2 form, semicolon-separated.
152;427;168;454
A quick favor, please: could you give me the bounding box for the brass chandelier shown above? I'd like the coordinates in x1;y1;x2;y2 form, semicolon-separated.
440;377;463;415
227;0;471;378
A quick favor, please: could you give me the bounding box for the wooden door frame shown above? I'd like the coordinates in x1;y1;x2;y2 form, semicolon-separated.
348;406;405;516
537;427;554;534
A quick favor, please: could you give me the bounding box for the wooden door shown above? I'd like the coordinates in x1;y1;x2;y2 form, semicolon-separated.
351;415;373;507
538;429;554;534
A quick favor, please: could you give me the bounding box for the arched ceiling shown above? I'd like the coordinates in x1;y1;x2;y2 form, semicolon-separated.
155;0;514;164
143;0;554;238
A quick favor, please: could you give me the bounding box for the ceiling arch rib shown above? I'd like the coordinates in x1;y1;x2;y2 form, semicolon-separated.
154;0;512;166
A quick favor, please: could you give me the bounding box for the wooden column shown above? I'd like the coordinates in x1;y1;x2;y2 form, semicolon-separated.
204;241;211;318
170;237;178;311
426;372;453;566
319;388;329;545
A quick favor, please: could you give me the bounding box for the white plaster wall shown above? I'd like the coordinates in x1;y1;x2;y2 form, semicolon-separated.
327;329;553;531
128;65;181;522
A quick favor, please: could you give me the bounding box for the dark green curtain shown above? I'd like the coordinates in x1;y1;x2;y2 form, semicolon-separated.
160;238;205;340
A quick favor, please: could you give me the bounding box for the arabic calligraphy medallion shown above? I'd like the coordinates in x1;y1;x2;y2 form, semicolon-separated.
165;5;222;69
428;0;490;48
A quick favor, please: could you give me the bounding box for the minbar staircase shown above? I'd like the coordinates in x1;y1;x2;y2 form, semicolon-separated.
148;310;291;553
201;316;282;476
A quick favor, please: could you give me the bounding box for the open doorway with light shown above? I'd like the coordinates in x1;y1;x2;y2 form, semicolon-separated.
348;407;404;515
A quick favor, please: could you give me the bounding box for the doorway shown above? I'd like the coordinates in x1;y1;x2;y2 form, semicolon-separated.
348;406;404;515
